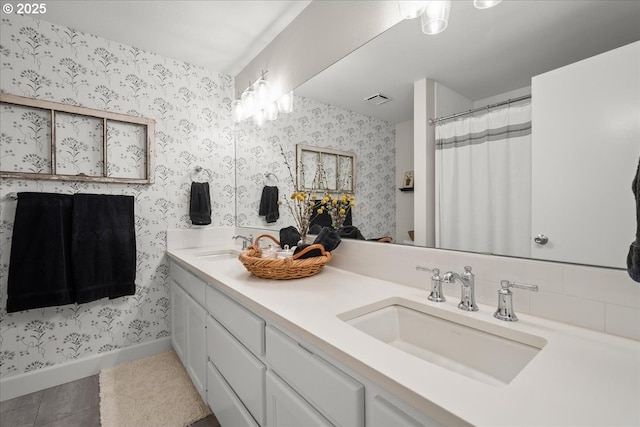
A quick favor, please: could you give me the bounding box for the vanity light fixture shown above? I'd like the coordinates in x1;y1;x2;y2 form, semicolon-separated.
232;71;294;125
399;0;501;35
421;1;451;35
474;0;502;9
397;1;428;19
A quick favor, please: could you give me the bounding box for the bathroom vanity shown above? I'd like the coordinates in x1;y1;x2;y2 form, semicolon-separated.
167;244;640;427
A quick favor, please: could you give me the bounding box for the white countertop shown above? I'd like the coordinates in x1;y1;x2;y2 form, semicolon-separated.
167;246;640;426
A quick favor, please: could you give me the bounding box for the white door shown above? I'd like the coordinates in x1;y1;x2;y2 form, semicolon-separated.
531;41;640;268
170;281;186;363
186;293;208;402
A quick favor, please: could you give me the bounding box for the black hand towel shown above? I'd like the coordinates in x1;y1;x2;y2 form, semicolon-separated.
339;225;366;240
72;194;136;302
259;186;279;223
627;158;640;283
294;227;342;259
6;193;75;313
190;182;212;225
279;226;301;249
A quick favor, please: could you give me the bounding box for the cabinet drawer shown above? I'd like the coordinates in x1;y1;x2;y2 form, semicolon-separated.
170;262;205;305
206;285;265;356
371;395;440;427
266;326;364;427
207;315;265;425
266;371;333;427
207;362;258;427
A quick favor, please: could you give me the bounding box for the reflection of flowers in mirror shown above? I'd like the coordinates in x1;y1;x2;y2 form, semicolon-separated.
317;193;355;229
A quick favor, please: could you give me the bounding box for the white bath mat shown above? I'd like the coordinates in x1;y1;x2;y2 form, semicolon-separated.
99;350;211;427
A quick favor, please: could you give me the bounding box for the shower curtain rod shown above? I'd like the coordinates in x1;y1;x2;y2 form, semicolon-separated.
429;94;531;126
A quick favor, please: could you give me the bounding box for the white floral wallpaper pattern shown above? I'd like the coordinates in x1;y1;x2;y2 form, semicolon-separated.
235;95;396;239
0;15;234;379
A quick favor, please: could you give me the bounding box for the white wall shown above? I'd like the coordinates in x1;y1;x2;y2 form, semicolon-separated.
395;120;414;244
0;14;234;383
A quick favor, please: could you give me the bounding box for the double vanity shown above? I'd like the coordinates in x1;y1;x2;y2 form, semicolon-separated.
167;236;640;427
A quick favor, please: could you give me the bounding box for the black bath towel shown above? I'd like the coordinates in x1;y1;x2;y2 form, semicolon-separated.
258;186;279;223
627;158;640;283
190;182;212;225
7;193;75;313
72;194;136;302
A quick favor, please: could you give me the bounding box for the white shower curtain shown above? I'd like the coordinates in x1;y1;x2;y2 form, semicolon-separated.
435;103;532;258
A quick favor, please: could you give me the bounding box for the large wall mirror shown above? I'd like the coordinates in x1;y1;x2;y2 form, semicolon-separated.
234;1;640;269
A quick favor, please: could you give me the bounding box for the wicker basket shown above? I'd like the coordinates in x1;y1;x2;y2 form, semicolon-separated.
238;234;332;280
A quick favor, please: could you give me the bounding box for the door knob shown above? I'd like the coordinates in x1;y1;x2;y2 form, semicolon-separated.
534;234;548;245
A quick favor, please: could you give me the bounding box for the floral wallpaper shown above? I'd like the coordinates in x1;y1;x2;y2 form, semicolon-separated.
235;95;396;239
0;15;234;379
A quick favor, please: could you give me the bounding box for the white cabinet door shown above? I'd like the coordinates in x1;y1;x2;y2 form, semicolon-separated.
186;292;208;402
531;41;640;268
170;280;186;364
208;362;259;427
369;395;440;427
266;371;333;427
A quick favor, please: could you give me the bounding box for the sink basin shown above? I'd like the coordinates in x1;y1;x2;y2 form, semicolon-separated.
195;250;238;261
338;298;546;386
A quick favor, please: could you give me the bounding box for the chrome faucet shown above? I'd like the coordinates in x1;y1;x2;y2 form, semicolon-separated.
443;266;478;311
232;234;253;250
416;266;446;302
494;280;538;322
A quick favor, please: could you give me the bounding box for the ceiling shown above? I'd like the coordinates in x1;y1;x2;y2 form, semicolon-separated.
296;1;640;124
37;1;311;76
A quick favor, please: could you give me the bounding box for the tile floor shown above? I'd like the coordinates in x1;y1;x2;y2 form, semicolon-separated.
0;375;220;427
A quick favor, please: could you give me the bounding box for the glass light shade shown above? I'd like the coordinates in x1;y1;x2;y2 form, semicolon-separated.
241;87;256;117
397;1;428;19
421;1;451;35
255;78;272;109
253;108;265;126
474;0;502;9
265;102;279;121
277;90;294;113
231;99;244;123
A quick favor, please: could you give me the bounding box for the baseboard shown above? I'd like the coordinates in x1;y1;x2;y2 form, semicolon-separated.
0;337;172;402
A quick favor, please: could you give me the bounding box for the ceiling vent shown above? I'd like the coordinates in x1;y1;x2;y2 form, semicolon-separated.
364;93;390;106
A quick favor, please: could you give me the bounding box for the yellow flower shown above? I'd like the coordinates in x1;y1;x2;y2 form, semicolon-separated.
340;195;347;202
309;202;315;207
290;192;297;199
332;199;338;205
317;208;324;214
339;208;346;215
350;201;355;207
349;195;355;201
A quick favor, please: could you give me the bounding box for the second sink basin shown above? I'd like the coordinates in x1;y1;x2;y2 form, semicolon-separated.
195;250;238;261
338;298;546;386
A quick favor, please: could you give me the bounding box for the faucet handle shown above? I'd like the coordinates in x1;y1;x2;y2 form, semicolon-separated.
416;266;445;303
500;280;538;292
494;280;538;322
416;266;438;274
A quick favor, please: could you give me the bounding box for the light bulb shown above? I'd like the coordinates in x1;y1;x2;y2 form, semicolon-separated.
253;108;265;126
265;102;278;121
241;87;256;117
255;79;272;110
398;1;428;19
474;0;502;9
277;90;293;113
421;0;451;35
231;99;244;123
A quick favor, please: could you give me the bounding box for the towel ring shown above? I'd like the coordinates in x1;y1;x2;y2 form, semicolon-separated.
191;166;212;183
264;172;279;185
